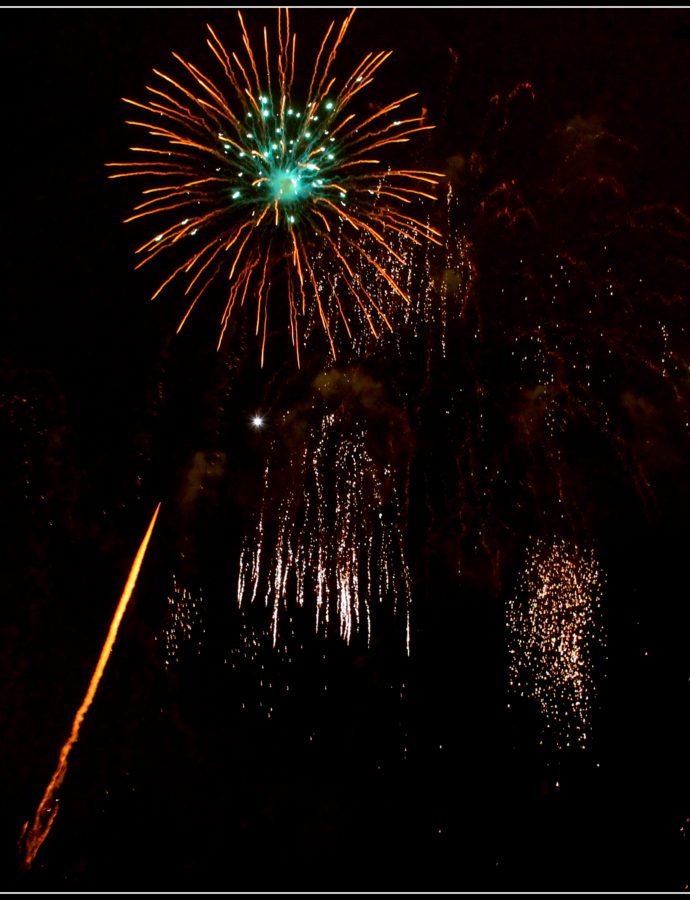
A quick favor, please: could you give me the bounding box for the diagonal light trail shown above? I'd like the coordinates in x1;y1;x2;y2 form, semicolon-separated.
19;503;161;872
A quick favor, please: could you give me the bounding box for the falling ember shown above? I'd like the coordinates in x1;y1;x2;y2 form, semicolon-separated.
238;386;412;654
161;574;206;667
506;538;606;750
301;182;473;364
18;503;161;872
107;8;442;362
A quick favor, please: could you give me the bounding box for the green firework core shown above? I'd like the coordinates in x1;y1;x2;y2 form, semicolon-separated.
220;94;345;226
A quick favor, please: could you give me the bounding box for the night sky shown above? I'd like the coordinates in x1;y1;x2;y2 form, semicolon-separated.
2;6;690;893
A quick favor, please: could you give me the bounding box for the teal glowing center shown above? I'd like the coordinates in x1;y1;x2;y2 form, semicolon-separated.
271;170;303;203
219;94;345;226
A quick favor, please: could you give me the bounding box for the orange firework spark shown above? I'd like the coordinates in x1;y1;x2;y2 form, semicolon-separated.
19;503;161;872
107;9;443;364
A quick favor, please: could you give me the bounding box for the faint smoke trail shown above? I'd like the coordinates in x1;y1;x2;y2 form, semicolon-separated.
18;503;161;872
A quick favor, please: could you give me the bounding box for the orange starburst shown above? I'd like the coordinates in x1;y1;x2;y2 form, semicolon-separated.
108;9;443;364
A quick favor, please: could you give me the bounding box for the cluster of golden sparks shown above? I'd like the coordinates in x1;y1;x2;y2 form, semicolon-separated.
107;8;443;364
507;538;606;750
160;575;206;667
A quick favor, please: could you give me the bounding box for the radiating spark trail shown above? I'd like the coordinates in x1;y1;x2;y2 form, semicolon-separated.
506;538;605;750
18;503;161;872
108;9;442;362
300;182;474;368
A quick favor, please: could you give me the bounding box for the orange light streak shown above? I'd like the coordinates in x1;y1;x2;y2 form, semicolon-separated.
19;503;161;872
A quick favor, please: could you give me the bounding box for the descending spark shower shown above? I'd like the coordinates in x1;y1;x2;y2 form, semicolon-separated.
108;8;442;363
238;385;412;654
507;538;606;750
19;504;161;872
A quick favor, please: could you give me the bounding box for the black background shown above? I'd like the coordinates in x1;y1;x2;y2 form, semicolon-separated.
1;7;690;892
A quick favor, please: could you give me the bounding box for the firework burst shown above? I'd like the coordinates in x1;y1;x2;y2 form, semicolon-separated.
108;9;442;364
506;538;606;751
